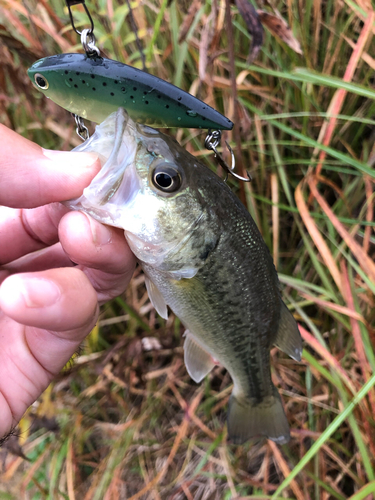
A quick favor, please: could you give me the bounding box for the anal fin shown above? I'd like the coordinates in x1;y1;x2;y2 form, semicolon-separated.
144;276;168;320
274;301;302;362
183;331;215;383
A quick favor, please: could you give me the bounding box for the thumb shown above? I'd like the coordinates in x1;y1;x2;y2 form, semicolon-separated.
0;125;101;208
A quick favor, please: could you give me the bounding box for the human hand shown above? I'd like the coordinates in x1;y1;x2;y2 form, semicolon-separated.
0;125;136;440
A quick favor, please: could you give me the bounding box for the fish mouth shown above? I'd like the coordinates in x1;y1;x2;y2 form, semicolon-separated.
65;108;141;228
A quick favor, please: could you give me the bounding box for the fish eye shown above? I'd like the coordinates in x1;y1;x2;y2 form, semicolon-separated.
151;163;182;193
34;73;49;90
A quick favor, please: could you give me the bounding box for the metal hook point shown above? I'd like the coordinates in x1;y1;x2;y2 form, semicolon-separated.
205;130;251;183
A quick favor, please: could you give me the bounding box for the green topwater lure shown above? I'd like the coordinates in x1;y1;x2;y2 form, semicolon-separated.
28;53;234;130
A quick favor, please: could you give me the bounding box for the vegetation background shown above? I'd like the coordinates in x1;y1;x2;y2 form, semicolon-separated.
0;0;375;498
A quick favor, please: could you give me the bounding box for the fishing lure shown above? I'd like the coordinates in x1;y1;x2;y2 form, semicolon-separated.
28;53;233;130
28;0;248;181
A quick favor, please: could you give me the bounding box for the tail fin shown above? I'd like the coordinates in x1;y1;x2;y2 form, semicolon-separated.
227;386;290;444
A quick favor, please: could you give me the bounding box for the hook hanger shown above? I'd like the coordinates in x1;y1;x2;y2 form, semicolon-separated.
205;130;251;182
72;114;90;141
65;0;100;140
65;0;100;57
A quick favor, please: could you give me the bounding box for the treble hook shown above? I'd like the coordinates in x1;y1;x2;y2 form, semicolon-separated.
205;130;251;182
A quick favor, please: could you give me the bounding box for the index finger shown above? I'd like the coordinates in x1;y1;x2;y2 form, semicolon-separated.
0;125;101;208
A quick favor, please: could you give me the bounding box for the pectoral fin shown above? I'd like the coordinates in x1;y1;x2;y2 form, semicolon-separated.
144;276;168;320
167;267;199;280
274;301;302;361
183;331;215;383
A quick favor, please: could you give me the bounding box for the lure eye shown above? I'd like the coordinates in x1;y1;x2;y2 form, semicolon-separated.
151;163;182;193
34;73;49;90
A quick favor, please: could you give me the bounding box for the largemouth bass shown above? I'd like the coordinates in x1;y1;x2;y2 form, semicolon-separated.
66;108;302;444
27;54;233;130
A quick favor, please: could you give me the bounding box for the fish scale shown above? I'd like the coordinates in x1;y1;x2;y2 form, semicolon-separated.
64;108;302;444
143;188;280;402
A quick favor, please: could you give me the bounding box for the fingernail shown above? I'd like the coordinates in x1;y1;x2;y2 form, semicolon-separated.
86;215;113;246
42;149;99;169
20;278;61;308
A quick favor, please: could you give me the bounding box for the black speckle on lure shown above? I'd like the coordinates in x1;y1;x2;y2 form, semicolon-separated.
27;53;233;130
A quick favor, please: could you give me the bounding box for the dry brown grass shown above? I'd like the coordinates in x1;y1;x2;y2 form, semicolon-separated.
0;0;375;498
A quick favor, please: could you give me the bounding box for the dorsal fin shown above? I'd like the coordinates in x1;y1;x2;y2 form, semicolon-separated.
274;301;302;361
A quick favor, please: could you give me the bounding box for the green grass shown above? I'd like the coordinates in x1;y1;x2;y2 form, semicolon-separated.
1;0;375;498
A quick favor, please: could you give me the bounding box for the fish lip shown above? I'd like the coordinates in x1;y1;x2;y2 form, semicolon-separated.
104;108;130;166
89;109;139;207
65;108;140;224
